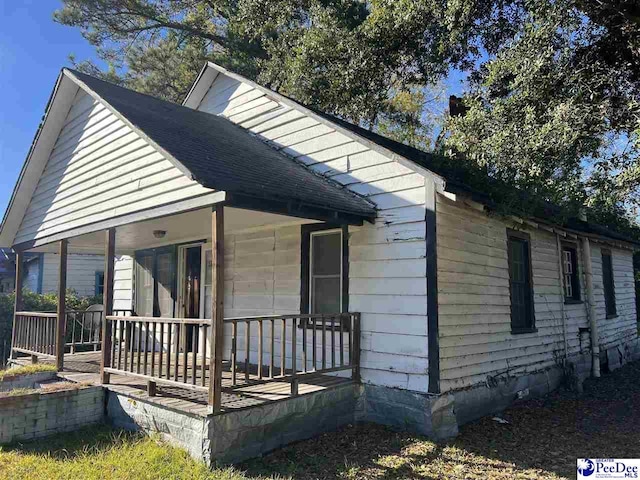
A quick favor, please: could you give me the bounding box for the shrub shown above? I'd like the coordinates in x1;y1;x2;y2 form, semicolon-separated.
0;290;102;365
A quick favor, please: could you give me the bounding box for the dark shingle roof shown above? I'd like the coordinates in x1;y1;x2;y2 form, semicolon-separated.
66;70;376;221
309;107;640;245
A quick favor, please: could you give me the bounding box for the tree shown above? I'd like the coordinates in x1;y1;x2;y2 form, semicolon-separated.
440;0;640;227
54;0;508;139
55;0;640;231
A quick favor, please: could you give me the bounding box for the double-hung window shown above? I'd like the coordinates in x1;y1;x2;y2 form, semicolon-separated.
302;225;348;326
507;230;535;333
561;244;581;303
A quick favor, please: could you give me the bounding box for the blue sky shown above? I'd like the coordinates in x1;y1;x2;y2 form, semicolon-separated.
0;1;100;215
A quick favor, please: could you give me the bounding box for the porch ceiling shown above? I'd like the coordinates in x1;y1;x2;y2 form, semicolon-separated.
29;207;317;254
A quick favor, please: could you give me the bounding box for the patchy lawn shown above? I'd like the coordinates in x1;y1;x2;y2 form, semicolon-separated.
3;361;640;479
0;427;246;480
0;363;56;381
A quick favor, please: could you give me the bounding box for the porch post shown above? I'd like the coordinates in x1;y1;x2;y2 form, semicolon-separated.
100;228;116;384
10;251;25;360
55;239;68;371
209;204;225;413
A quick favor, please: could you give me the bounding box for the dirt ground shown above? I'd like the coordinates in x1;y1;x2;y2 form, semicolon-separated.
242;361;640;479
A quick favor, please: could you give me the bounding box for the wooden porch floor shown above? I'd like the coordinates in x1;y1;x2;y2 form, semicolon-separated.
15;351;352;417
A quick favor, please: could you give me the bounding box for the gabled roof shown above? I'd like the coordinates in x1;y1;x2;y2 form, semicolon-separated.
0;70;376;247
185;62;640;247
68;70;375;220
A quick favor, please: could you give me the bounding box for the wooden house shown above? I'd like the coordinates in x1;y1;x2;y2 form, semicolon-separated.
0;63;637;463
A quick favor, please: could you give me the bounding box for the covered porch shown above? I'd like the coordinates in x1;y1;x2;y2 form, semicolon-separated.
10;202;362;416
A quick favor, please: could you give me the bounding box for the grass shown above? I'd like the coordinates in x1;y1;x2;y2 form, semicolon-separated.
4;361;640;479
0;427;248;480
0;364;56;381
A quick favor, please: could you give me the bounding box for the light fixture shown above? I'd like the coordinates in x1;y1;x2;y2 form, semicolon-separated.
153;230;167;239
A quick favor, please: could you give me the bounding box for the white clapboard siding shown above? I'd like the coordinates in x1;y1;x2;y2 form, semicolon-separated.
41;253;105;297
437;194;637;392
591;245;637;352
194;74;431;392
14;90;213;245
114;255;133;311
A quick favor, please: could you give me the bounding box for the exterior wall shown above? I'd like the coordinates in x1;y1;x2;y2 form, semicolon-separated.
40;253;104;297
0;386;104;445
114;255;133;311
436;193;638;393
591;245;637;354
14;89;213;245
224;225;301;318
195;74;430;392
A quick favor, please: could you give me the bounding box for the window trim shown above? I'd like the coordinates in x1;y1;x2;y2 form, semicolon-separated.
300;224;349;326
506;229;537;334
601;248;617;319
561;242;582;304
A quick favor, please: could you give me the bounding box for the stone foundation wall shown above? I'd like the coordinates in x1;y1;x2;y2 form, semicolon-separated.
107;383;359;466
0;386;104;445
107;393;209;462
0;371;57;392
356;384;458;440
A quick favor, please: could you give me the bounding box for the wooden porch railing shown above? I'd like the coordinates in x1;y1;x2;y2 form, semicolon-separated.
66;309;133;353
12;312;58;359
11;309;134;361
102;312;361;409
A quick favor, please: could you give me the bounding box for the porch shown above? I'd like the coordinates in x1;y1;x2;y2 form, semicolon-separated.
9;203;363;419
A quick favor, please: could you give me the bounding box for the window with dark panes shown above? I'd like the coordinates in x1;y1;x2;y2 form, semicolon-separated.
562;245;581;302
310;231;342;314
95;271;104;296
602;249;616;317
135;247;176;317
507;231;535;332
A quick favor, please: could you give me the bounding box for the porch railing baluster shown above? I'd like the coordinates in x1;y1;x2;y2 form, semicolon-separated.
244;320;250;383
173;324;180;382
258;319;263;380
201;325;207;388
269;319;275;378
231;321;237;386
96;313;361;414
191;325;198;385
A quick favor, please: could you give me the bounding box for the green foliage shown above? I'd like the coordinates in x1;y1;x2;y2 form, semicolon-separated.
54;0;640;233
0;426;247;480
0;290;102;364
441;0;640;229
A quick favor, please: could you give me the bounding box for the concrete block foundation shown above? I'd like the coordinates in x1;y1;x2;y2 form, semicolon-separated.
0;385;104;445
107;383;359;465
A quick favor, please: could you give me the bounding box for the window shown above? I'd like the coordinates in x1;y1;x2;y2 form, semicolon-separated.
561;245;581;303
134;247;176;317
507;230;535;333
95;271;104;296
602;249;616;318
301;225;348;324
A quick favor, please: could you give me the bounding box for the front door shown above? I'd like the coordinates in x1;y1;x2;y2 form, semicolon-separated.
179;245;202;351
